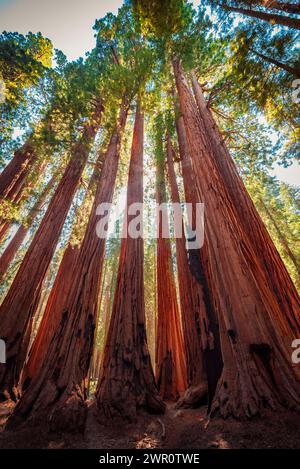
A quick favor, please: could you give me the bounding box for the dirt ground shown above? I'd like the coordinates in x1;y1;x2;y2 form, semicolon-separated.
0;400;300;449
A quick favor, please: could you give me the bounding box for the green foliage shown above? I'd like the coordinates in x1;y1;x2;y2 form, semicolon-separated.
245;173;300;290
1;0;299;300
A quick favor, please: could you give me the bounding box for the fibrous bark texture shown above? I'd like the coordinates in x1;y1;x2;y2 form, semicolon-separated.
0;101;103;401
0;175;56;280
174;59;300;419
96;103;165;421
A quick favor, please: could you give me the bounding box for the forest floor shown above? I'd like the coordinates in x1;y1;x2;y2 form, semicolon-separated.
0;401;299;449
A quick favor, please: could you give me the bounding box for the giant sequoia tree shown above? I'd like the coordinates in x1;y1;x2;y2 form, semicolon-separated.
173;58;300;417
8;97;128;430
0;98;103;401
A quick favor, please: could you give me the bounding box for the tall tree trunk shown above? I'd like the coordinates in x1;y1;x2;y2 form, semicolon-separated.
0;175;56;280
155;125;187;401
8;98;128;431
190;70;300;335
22;244;79;385
0;100;103;401
165;131;209;408
22;150;105;386
174;59;300;418
174;110;223;411
96;102;165;421
0;147;48;244
260;198;300;278
220;3;300;30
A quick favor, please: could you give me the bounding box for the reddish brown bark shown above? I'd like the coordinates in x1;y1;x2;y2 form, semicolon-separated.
191;71;300;337
0;101;103;401
220;3;300;29
260;199;300;278
155;130;187;401
96;103;165;421
0;176;56;280
174;110;223;410
22;151;105;386
0;142;45;244
174;59;300;418
8;99;128;431
249;48;300;78
23;243;79;384
262;0;300;15
166;132;210;407
0;222;12;245
0;140;36;202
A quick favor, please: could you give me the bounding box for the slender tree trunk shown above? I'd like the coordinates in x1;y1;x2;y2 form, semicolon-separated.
0;175;56;280
249;48;300;77
0;100;103;401
260;199;300;278
174;110;223;411
8;98;128;431
174;59;300;418
190;70;300;336
96;102;165;421
155;126;187;401
220;3;300;30
165;131;209;408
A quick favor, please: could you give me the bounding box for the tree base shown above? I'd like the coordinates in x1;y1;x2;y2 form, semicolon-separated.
174;383;208;409
7;383;88;433
97;383;166;422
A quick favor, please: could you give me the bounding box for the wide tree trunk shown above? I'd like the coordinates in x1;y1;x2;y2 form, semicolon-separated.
261;1;300;15
220;3;300;30
174;111;223;411
0;140;36;202
190;71;300;336
96;102;165;421
0;175;56;280
165;131;209;408
8;98;128;432
0;101;103;401
22;151;105;386
155;126;187;401
249;48;300;78
174;59;300;419
260;198;300;278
